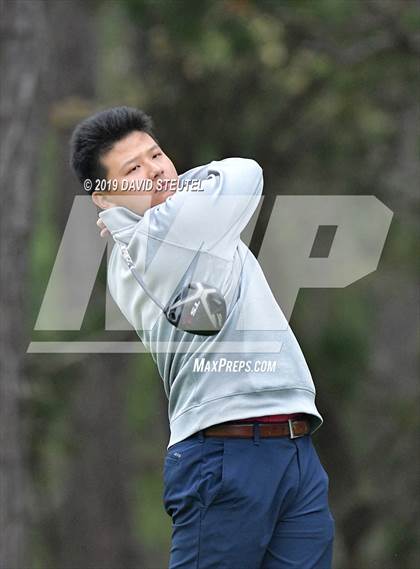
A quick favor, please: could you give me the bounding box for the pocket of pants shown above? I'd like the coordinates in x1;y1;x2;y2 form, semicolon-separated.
163;438;226;518
166;441;198;463
196;439;226;509
163;440;201;518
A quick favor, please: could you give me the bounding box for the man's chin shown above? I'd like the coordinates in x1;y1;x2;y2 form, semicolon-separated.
152;191;172;208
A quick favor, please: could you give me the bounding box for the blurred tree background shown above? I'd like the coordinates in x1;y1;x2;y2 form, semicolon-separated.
1;0;419;568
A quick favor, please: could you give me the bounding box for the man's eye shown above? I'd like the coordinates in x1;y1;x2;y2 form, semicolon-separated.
129;165;140;173
153;153;162;159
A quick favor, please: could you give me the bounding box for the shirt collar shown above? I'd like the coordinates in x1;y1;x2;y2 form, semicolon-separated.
98;206;143;235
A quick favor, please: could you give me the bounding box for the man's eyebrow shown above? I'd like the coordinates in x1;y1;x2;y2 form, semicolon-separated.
120;144;160;172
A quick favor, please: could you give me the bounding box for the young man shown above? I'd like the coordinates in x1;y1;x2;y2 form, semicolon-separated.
70;106;335;569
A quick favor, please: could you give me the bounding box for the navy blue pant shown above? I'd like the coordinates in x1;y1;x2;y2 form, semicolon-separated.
163;426;335;568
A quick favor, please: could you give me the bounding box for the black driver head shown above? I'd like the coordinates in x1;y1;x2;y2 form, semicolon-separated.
164;282;227;336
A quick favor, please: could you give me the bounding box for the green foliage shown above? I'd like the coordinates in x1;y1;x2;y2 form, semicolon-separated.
125;354;160;433
133;471;171;554
320;290;372;401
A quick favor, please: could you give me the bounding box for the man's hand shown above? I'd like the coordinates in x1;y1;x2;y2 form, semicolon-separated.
96;218;110;238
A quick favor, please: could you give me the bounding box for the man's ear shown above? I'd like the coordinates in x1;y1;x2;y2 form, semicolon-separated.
91;191;113;210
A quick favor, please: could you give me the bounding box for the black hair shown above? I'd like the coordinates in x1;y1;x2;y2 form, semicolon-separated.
69;106;159;194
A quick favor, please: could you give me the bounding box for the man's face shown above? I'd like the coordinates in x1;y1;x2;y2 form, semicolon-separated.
92;130;178;215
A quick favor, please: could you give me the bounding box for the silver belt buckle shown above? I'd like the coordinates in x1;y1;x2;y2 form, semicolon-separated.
288;418;304;439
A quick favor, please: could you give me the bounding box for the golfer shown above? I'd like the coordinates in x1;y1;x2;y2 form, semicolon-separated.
70;106;335;569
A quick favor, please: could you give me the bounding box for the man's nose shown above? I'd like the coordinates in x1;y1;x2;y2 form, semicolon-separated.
148;161;163;179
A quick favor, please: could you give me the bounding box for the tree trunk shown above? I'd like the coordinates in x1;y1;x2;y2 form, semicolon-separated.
58;356;141;569
0;0;48;566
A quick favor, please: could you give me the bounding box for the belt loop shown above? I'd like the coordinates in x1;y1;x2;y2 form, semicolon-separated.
198;429;205;443
253;423;260;445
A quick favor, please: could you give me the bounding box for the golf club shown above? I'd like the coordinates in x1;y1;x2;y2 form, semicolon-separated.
116;241;227;335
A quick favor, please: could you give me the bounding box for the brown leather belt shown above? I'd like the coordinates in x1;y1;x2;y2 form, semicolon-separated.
203;418;310;439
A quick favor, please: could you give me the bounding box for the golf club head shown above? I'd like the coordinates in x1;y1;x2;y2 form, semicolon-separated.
164;282;227;336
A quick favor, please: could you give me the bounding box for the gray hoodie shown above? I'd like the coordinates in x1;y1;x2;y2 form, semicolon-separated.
99;158;323;448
